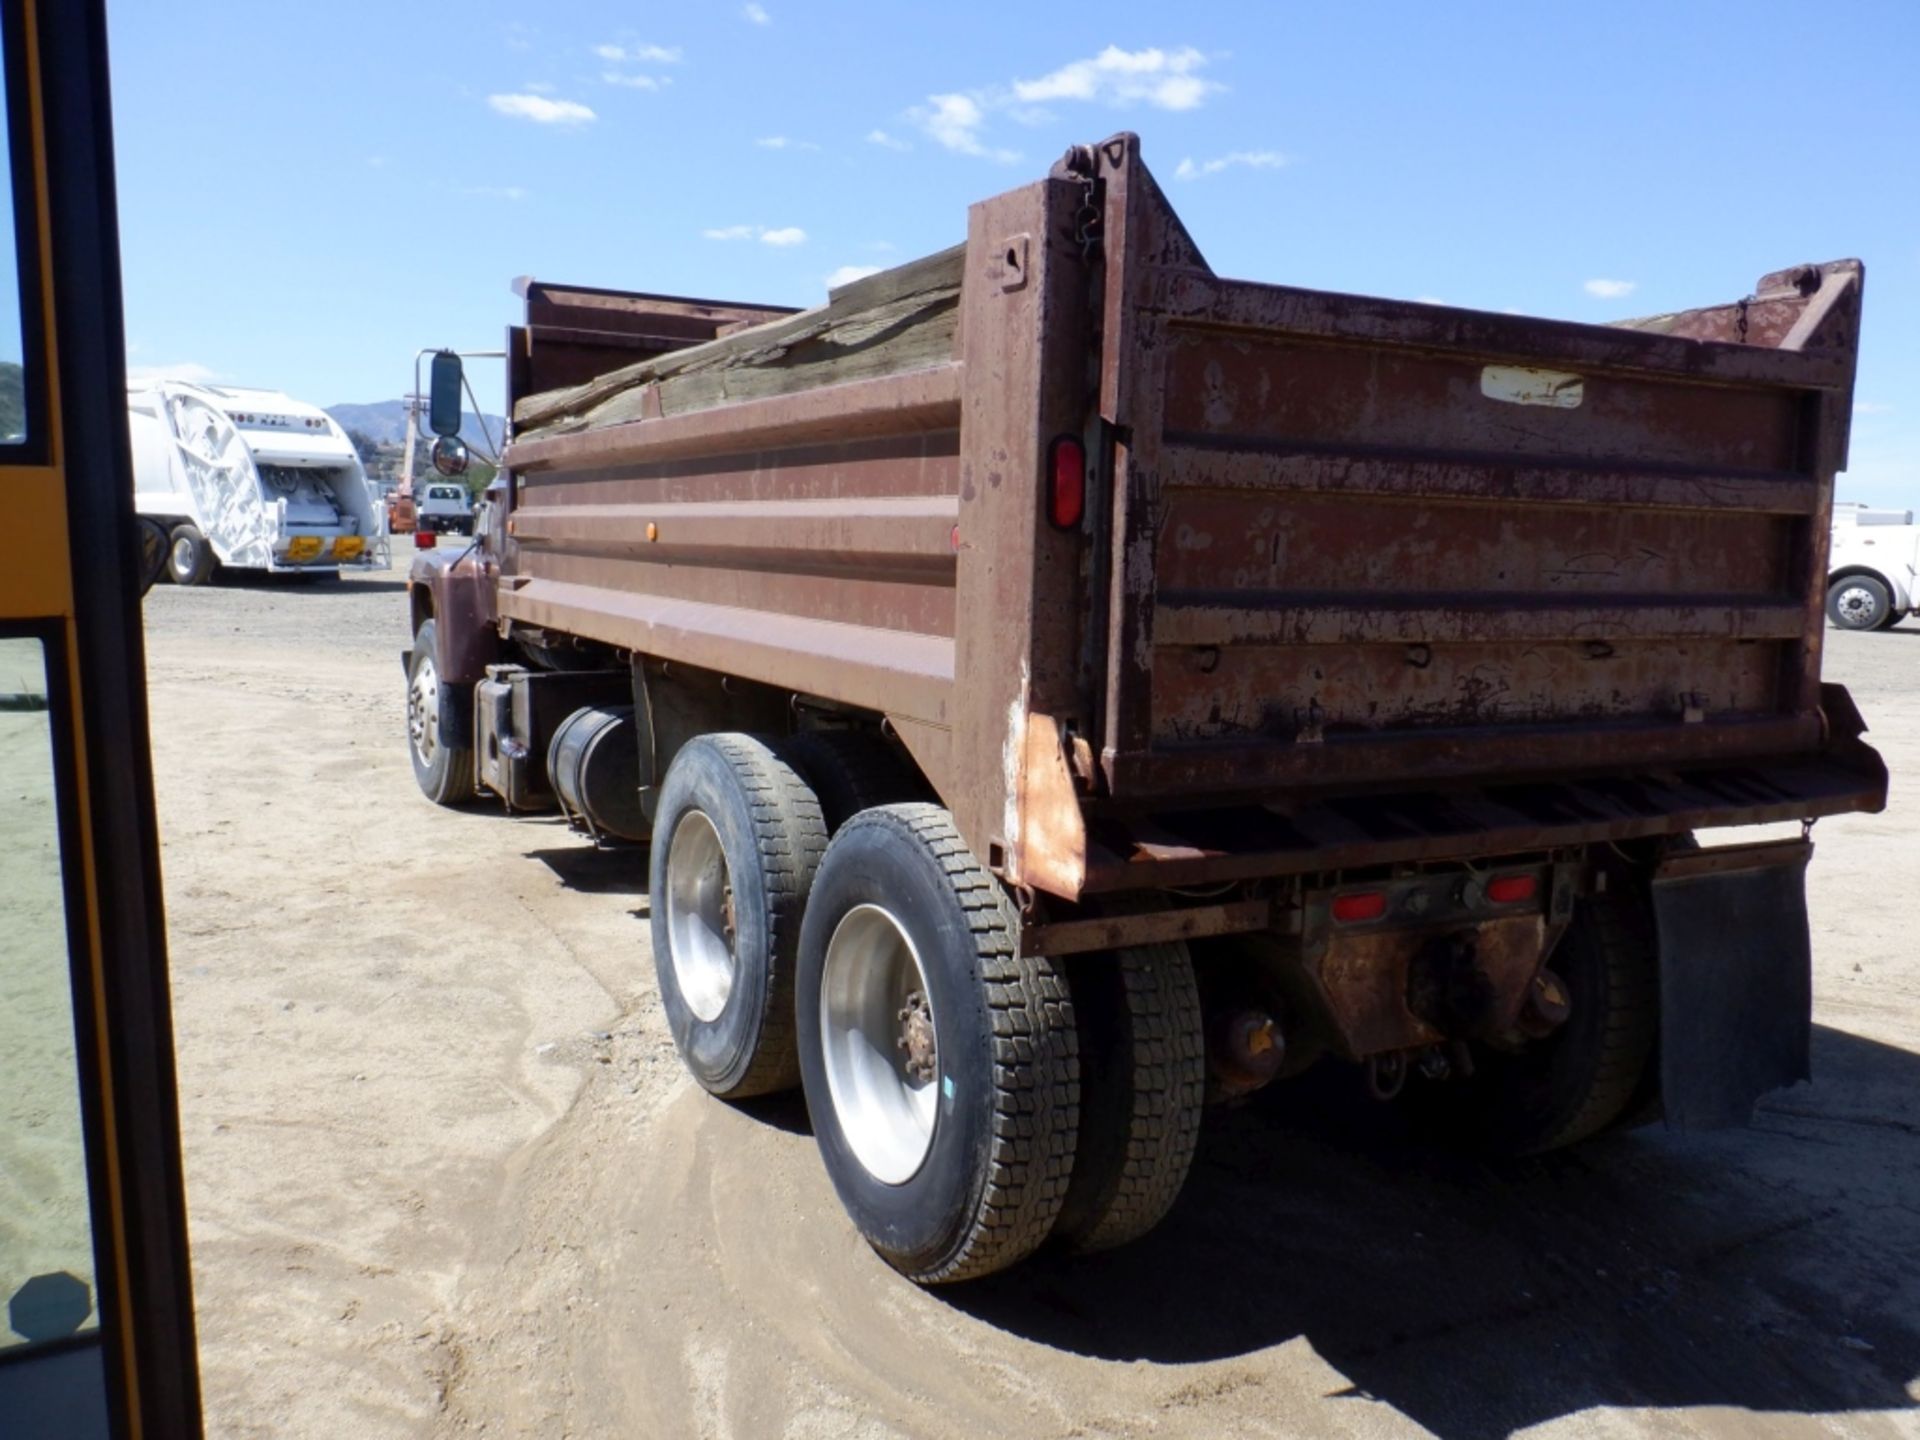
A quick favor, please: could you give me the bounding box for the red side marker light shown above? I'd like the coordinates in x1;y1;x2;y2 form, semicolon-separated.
1487;874;1536;904
414;530;437;549
1332;891;1387;923
1048;435;1085;530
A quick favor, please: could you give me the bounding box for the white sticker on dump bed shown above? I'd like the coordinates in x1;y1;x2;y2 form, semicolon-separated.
1480;365;1584;408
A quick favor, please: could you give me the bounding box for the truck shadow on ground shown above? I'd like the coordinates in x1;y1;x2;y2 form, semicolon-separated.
947;1023;1920;1439
201;572;413;594
526;842;648;897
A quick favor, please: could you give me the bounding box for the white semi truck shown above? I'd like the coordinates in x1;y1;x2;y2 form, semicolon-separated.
127;381;380;585
1827;501;1920;630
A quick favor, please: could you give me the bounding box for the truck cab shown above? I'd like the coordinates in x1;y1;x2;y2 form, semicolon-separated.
1828;501;1919;629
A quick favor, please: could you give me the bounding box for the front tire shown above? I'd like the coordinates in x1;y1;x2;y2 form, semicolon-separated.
166;524;216;586
650;734;827;1099
1827;575;1892;631
797;804;1078;1283
407;619;475;806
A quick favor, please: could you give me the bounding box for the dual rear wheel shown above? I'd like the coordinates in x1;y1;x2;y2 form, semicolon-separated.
412;687;1659;1276
648;732;1206;1281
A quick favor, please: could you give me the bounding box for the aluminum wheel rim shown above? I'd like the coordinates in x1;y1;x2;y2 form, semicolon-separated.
665;809;736;1023
170;536;194;573
1837;585;1879;626
819;904;938;1185
407;655;440;768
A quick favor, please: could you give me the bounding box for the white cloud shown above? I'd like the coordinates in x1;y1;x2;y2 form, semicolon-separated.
825;264;883;288
129;361;219;385
905;45;1219;163
1013;46;1219;111
522;81;556;95
1855;401;1894;416
702;224;807;246
1583;277;1637;299
917;93;984;154
1413;295;1448;306
743;3;771;23
911;92;1020;162
866;129;910;152
1172;149;1287;181
596;42;683;63
488;93;595;125
756;136;819;151
602;72;666;90
463;185;529;202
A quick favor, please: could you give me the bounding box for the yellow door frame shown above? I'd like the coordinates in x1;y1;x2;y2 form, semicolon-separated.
0;1;201;1434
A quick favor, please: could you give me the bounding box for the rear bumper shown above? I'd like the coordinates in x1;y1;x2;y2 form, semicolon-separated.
1079;684;1885;893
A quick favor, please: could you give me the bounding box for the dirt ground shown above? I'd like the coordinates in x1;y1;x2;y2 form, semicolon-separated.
138;571;1920;1439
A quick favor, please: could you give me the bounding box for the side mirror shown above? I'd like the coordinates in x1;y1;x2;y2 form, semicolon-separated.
428;350;464;438
134;516;168;596
430;435;470;477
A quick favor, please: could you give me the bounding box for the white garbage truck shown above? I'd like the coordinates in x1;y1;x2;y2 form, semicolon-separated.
127;380;380;584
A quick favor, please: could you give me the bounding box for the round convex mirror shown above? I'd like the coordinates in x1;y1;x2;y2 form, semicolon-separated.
430;435;470;478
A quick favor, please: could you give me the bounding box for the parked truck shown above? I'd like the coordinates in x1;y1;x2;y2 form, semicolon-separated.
128;380;379;584
1827;501;1920;629
405;135;1886;1283
415;481;474;536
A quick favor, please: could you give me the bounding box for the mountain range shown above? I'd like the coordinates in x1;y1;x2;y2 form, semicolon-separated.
326;399;508;447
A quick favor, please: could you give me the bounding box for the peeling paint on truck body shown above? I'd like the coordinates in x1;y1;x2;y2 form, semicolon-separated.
434;133;1883;917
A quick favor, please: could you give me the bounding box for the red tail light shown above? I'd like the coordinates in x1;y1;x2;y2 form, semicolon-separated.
1487;874;1536;904
1331;891;1387;923
414;530;437;549
1048;435;1085;530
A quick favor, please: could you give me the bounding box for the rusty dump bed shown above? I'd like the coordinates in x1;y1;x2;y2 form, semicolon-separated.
497;133;1884;903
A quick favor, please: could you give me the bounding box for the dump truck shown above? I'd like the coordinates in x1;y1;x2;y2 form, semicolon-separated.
405;134;1885;1283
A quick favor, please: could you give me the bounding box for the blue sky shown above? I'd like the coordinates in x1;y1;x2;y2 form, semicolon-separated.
105;1;1920;503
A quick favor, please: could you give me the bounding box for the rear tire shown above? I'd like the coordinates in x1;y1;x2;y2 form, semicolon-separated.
1827;575;1892;631
166;524;216;586
1055;941;1206;1252
650;734;827;1099
407;619;475;806
778;729;925;833
1434;886;1657;1155
797;804;1078;1283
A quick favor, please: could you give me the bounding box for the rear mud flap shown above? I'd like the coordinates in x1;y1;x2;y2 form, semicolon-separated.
1651;839;1812;1129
